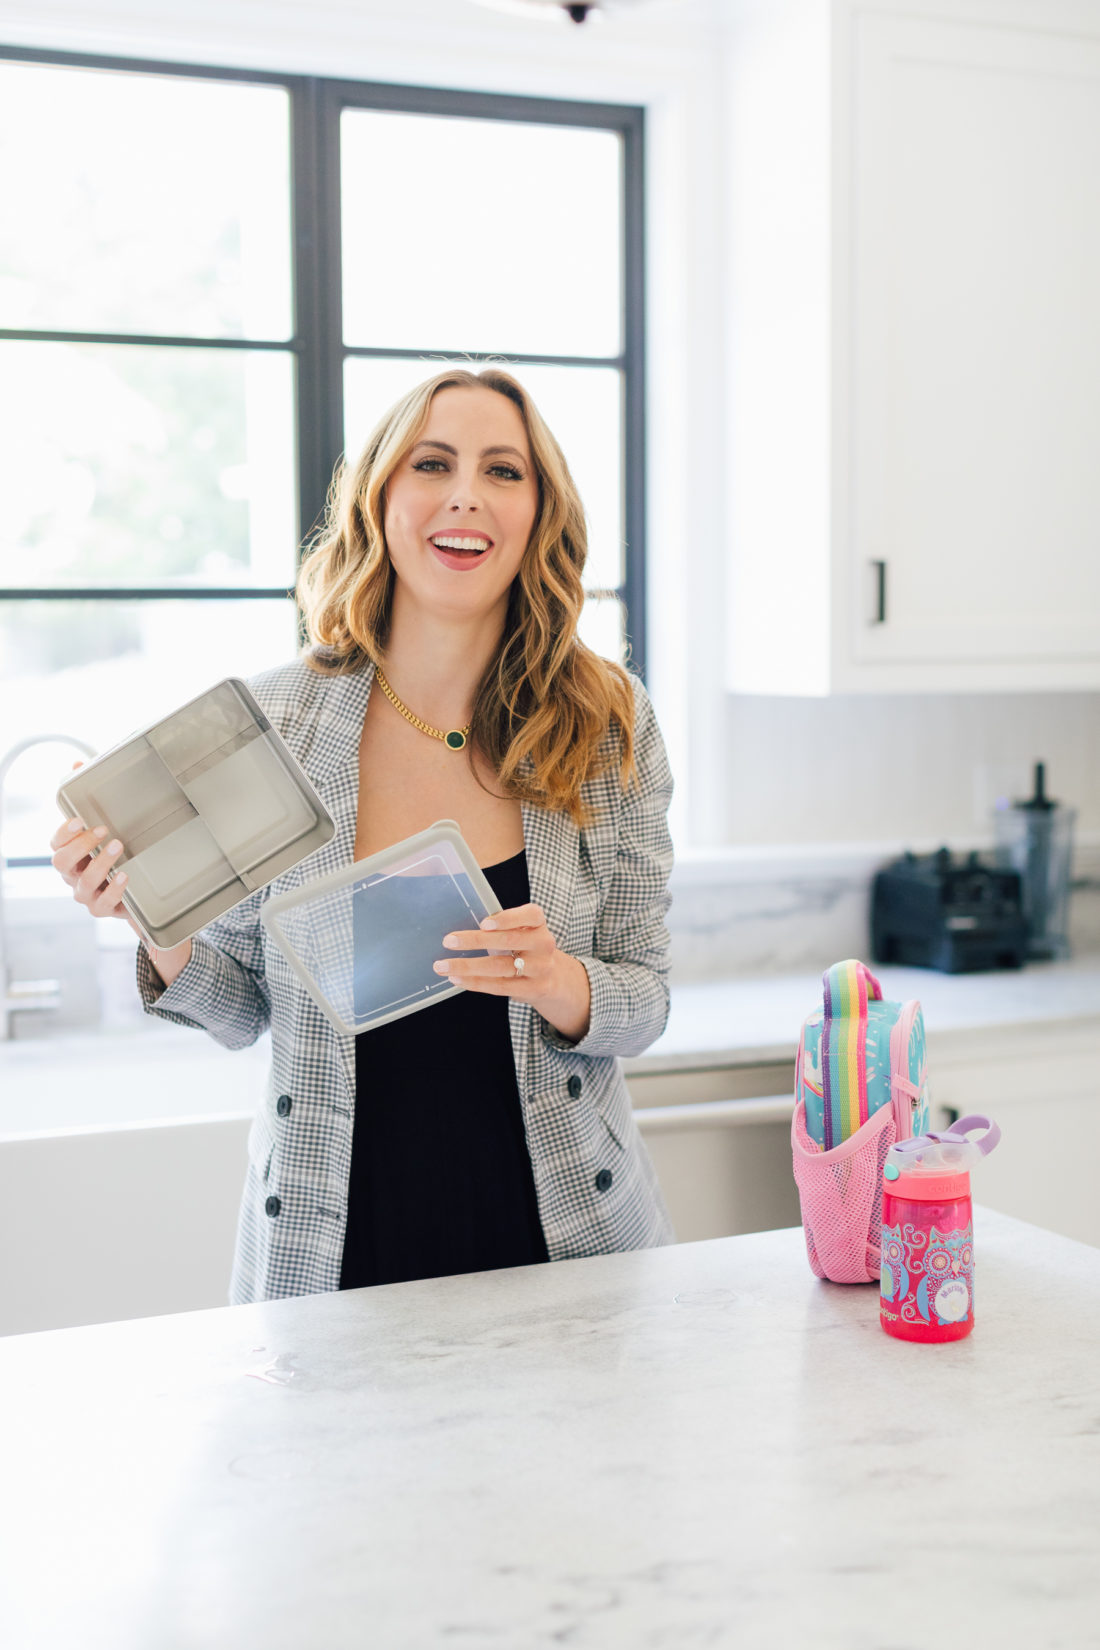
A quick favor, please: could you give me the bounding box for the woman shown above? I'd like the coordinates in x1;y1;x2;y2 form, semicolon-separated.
50;367;675;1303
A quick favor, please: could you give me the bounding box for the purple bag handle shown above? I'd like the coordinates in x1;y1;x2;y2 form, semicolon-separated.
892;1113;1002;1158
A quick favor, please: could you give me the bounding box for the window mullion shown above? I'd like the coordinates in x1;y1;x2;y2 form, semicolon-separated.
291;76;344;559
622;110;646;681
317;81;347;551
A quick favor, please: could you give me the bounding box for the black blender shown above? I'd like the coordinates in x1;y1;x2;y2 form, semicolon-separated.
993;762;1075;961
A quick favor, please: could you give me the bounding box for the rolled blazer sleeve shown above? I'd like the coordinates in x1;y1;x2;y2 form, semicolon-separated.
135;890;272;1051
542;677;674;1060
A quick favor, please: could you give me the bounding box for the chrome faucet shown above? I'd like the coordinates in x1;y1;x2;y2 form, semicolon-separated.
0;733;97;1040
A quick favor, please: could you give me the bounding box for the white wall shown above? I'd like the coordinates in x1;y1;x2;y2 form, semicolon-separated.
723;691;1100;845
2;0;1098;853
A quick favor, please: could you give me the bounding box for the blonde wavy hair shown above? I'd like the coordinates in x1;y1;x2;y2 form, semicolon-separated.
296;366;637;824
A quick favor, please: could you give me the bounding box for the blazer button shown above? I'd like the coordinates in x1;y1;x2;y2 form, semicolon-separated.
595;1169;613;1193
567;1075;583;1099
265;1195;281;1218
276;1095;292;1118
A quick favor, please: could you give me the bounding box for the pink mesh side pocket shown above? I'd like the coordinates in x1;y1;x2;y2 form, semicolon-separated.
791;1101;896;1283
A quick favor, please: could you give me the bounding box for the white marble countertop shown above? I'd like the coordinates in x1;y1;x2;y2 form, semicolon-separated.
630;954;1100;1071
1;1211;1097;1649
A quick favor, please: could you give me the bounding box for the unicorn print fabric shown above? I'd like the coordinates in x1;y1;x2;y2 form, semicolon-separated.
791;959;929;1284
798;959;930;1150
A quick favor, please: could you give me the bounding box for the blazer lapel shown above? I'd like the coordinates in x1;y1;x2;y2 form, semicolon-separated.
296;661;376;886
282;662;375;1109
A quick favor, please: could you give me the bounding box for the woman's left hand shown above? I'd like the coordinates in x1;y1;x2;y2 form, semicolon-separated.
434;903;591;1043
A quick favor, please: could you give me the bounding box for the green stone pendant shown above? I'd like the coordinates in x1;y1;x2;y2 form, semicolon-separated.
445;729;467;751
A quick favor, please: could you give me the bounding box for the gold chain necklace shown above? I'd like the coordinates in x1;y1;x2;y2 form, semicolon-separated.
374;667;470;752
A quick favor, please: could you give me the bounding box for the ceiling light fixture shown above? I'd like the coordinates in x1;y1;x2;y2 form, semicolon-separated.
470;0;657;25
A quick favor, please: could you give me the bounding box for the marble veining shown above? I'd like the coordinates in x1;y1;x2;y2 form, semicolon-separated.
667;868;871;979
1;1211;1097;1649
666;840;1100;980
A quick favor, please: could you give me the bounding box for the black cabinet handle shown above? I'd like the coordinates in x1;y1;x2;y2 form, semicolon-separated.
870;559;887;624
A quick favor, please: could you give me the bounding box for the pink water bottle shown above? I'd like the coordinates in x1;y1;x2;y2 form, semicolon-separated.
879;1113;1001;1343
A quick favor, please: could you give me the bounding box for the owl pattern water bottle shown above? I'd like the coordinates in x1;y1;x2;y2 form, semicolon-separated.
879;1114;1002;1343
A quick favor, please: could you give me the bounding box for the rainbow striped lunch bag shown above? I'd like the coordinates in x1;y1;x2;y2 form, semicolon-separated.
791;959;931;1283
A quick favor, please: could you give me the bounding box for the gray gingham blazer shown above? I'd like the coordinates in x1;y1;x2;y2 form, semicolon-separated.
138;655;676;1303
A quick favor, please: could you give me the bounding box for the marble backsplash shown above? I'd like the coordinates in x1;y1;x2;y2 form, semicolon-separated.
666;837;1100;981
7;842;1098;1040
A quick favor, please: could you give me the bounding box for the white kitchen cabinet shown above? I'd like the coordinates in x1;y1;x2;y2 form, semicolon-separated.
635;1096;801;1243
628;1059;799;1242
929;1019;1099;1247
726;0;1100;695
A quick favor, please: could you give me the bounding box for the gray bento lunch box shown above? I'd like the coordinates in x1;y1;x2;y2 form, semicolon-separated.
57;678;335;950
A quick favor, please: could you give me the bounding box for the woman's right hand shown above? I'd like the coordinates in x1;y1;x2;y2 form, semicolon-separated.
49;814;134;925
49;766;192;985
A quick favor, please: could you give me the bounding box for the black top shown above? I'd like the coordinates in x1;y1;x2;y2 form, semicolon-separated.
340;849;550;1289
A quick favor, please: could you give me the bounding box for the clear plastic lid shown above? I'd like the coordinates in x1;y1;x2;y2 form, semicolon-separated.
56;678;336;949
260;820;505;1036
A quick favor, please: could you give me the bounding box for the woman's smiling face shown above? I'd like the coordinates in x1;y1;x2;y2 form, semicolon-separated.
383;385;539;625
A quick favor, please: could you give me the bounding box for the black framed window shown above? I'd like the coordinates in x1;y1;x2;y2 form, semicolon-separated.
0;46;645;861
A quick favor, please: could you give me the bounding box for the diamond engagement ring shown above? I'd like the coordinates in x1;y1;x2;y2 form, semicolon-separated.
512;954;525;976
